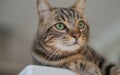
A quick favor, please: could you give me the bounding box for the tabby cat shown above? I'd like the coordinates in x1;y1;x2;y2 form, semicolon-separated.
32;0;120;75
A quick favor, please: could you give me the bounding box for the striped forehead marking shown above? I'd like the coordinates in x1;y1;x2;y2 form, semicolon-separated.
57;8;82;21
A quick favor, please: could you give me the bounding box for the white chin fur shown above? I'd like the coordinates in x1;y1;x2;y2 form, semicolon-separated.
55;42;80;51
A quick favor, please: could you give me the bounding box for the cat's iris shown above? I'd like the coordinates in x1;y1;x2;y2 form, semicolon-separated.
78;21;85;29
55;23;65;30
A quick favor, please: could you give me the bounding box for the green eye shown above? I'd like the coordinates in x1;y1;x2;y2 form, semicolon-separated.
55;23;65;30
78;21;85;29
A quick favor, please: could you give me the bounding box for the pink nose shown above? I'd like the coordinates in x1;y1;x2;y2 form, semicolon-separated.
72;33;80;39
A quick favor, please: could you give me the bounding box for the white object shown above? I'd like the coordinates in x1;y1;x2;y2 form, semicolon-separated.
19;65;75;75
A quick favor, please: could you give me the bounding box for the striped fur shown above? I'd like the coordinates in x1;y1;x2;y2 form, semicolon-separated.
32;0;120;75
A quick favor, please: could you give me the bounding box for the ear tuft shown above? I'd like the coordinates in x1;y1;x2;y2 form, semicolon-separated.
72;0;87;14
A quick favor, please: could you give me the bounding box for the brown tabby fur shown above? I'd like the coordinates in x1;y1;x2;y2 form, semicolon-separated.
32;0;120;75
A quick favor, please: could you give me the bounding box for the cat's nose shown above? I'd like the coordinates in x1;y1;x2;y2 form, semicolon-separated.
72;33;81;39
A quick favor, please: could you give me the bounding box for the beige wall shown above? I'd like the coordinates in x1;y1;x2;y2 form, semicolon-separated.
0;0;120;75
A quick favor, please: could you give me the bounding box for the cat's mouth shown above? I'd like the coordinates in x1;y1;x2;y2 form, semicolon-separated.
68;40;79;46
55;39;81;51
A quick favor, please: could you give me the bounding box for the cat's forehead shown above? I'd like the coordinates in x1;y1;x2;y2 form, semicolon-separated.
52;8;83;22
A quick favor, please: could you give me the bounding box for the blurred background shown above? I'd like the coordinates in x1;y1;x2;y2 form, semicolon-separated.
0;0;120;75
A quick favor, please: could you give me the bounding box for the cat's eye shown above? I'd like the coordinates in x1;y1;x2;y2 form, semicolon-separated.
55;23;65;30
78;21;85;29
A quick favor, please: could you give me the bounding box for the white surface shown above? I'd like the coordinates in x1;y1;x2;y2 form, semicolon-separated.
19;65;75;75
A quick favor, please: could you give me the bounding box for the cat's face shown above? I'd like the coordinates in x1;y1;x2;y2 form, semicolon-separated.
37;0;88;52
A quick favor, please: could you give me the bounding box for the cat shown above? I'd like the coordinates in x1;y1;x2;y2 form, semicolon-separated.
32;0;120;75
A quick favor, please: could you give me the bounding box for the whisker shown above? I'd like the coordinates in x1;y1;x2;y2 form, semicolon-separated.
51;49;59;62
45;48;58;65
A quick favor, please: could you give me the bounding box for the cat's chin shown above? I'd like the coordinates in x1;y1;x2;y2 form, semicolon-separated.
55;43;80;51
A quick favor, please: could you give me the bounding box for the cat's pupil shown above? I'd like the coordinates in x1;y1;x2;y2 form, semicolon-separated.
59;24;62;28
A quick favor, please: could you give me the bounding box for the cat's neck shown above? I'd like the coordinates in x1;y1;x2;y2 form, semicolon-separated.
33;39;100;67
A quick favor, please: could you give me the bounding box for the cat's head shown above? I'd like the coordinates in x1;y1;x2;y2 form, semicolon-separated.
37;0;89;52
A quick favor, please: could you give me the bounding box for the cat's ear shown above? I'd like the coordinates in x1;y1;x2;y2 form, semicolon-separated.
72;0;87;14
37;0;52;23
37;0;52;38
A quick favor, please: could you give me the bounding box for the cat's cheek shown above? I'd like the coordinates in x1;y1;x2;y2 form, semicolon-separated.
78;38;87;46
